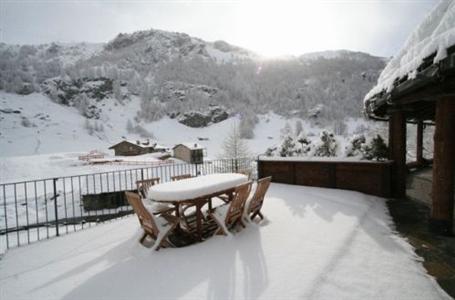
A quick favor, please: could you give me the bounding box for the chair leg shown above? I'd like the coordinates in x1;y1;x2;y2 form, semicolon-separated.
258;211;264;220
139;231;148;245
212;217;227;236
155;223;178;251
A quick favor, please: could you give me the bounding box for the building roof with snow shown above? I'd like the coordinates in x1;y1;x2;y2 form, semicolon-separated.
172;143;205;150
364;1;455;120
109;139;159;149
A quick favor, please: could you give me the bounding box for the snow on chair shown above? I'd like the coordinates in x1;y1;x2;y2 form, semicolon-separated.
125;192;178;250
247;177;272;221
209;181;252;236
137;178;175;216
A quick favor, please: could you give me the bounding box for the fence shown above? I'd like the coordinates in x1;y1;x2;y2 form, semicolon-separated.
0;158;256;252
258;158;392;197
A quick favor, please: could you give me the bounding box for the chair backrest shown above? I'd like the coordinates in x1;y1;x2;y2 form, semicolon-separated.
125;191;159;236
237;169;252;180
248;177;272;214
136;177;160;198
171;174;193;181
225;181;252;226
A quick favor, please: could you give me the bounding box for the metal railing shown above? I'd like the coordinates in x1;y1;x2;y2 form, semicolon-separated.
0;157;256;251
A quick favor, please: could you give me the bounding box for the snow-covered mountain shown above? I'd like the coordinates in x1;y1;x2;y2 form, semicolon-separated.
0;28;387;158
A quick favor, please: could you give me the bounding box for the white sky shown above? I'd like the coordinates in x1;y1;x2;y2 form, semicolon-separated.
0;0;439;57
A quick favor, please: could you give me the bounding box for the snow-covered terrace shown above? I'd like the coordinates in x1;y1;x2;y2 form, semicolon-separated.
0;184;449;300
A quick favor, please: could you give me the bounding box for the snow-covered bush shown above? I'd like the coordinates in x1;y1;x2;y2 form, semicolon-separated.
279;135;297;157
345;134;366;157
361;135;388;161
296;131;312;155
314;130;338;157
265;147;276;157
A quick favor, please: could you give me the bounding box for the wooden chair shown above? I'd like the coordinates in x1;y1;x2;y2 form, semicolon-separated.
125;192;178;250
217;170;252;203
247;177;272;221
209;181;253;235
136;178;175;216
136;177;160;198
171;174;193;181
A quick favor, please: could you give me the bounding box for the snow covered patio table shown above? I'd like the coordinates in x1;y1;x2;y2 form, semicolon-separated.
147;173;248;240
0;183;450;300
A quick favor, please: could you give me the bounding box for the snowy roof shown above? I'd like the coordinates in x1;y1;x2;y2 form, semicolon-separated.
364;1;455;102
173;143;204;150
109;140;160;149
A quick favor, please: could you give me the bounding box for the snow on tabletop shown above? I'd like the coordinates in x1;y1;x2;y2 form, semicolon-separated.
0;184;450;300
365;0;455;101
147;173;248;201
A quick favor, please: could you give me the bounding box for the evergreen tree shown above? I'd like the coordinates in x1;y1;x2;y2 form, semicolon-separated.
296;131;311;155
314;130;338;157
279;135;296;157
362;135;388;161
345;134;366;157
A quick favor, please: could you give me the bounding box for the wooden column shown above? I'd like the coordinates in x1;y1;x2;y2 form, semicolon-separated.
416;120;424;165
430;97;455;235
388;110;407;198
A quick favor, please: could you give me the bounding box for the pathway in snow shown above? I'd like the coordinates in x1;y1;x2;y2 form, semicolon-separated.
0;184;450;300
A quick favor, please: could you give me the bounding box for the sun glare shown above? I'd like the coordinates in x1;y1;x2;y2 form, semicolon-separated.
234;1;336;57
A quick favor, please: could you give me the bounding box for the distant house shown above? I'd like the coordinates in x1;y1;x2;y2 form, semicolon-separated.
173;143;204;164
109;140;167;156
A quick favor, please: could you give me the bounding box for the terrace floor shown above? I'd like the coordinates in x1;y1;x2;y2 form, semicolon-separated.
0;184;451;300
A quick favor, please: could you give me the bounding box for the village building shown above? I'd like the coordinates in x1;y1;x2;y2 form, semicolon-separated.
173;143;205;164
109;140;167;156
363;2;455;235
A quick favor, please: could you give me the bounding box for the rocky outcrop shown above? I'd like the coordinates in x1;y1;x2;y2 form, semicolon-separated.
41;77;113;105
177;105;229;128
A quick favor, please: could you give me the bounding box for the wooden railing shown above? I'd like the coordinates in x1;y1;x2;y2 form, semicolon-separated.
258;158;393;197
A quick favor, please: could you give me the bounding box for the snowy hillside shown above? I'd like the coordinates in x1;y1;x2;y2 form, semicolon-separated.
0;28;386;127
0;90;391;183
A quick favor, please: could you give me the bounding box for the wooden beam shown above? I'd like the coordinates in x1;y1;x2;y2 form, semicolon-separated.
430;97;455;235
388;111;407;198
416;120;424;164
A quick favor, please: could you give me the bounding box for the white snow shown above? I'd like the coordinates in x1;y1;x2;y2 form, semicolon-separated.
147;173;248;201
365;0;455;100
0;184;450;300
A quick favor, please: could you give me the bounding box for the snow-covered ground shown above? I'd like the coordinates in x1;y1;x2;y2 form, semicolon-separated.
0;184;450;300
0;91;386;181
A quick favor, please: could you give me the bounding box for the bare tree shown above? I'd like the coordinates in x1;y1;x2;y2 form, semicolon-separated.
220;123;250;159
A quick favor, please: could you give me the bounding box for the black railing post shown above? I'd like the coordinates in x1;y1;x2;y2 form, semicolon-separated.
195;163;199;176
141;168;144;180
53;178;60;237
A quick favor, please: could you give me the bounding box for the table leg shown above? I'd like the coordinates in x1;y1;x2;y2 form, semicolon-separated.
196;201;203;241
174;203;181;231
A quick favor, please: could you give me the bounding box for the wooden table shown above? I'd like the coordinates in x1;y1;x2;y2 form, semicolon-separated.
147;173;248;241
